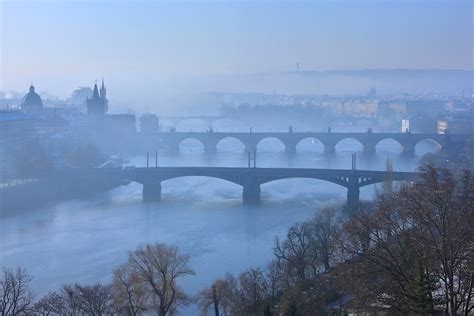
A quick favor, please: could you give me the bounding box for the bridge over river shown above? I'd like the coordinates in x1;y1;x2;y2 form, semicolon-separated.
153;131;468;156
74;166;419;208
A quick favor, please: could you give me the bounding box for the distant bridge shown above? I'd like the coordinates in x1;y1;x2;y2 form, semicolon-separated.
159;116;238;127
152;131;468;156
159;115;378;128
78;166;419;208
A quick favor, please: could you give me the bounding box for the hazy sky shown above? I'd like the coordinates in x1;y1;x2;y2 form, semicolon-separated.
0;0;472;99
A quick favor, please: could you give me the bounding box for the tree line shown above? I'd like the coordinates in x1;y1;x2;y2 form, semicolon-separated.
1;165;473;315
1;242;194;316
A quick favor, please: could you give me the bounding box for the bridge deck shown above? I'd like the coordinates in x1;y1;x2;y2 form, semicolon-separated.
128;166;416;176
122;167;418;187
154;131;469;154
59;166;420;206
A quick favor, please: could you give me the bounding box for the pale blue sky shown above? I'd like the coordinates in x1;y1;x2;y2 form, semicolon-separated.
0;0;472;99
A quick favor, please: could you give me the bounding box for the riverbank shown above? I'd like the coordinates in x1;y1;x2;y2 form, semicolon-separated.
0;173;123;214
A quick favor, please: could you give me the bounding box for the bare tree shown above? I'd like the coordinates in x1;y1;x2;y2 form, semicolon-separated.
32;292;64;316
277;272;340;316
264;259;286;311
310;207;339;272
399;166;474;315
196;274;236;316
74;283;113;316
59;282;112;316
378;158;395;196
338;166;474;315
274;222;319;285
236;268;274;316
0;267;33;316
125;242;194;316
112;264;149;315
59;283;82;315
339;189;439;313
198;263;287;316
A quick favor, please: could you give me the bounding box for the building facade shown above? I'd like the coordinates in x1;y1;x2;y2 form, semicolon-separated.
0;111;35;141
140;114;160;134
105;114;136;134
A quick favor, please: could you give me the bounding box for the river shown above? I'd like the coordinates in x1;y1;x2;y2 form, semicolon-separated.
0;135;438;313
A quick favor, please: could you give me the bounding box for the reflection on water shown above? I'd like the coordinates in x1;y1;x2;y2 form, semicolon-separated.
0;137;438;313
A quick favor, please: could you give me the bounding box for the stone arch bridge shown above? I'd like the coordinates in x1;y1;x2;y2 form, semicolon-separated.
154;131;467;156
84;167;419;208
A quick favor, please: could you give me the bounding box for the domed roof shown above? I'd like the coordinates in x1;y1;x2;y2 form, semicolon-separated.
21;85;43;108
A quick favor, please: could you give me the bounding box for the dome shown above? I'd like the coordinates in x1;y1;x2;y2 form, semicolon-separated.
21;85;43;114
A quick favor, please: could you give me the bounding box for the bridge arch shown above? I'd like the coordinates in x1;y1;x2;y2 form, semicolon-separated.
375;138;404;155
414;138;442;155
216;137;246;152
256;137;286;152
178;137;205;153
123;167;417;206
295;137;325;153
334;137;364;153
259;177;347;203
260;176;347;188
138;175;242;203
160;175;242;187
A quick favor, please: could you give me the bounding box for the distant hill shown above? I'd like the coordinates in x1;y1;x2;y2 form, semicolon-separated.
288;69;473;77
191;69;473;97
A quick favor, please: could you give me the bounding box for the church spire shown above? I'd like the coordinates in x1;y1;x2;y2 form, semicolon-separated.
92;82;100;99
87;79;108;117
100;77;107;99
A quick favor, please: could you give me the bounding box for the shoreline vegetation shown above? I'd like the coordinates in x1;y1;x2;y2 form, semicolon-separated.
1;165;473;315
0;175;123;214
0;142;120;213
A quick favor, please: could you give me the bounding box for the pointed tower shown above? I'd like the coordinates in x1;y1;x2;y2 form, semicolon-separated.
92;82;100;99
87;80;108;117
100;78;106;100
99;78;108;113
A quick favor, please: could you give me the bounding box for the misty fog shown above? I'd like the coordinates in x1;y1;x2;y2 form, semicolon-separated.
1;1;473;315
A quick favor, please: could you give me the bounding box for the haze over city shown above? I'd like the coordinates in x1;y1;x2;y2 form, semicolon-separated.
1;0;473;107
0;1;473;315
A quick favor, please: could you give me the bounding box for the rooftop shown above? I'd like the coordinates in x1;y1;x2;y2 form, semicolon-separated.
0;111;34;122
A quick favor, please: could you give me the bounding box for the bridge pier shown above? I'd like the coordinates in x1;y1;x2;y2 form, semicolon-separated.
245;145;257;154
362;144;376;156
204;143;217;154
115;166;419;207
402;145;415;157
346;174;361;210
242;181;261;206
285;143;297;154
346;184;360;210
324;144;336;156
143;182;162;203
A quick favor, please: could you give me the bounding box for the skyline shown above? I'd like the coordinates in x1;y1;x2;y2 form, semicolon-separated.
1;0;473;103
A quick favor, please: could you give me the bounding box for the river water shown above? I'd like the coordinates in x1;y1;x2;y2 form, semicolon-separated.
0;135;438;313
